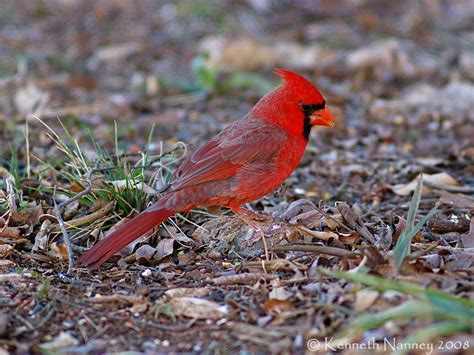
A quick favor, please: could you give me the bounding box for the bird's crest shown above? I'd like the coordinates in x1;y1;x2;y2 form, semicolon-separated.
274;68;307;83
273;68;324;102
273;68;306;82
274;68;317;92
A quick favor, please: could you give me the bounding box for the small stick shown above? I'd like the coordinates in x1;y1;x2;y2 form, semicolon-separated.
211;272;277;285
5;175;17;214
54;161;99;273
52;200;115;232
273;244;360;258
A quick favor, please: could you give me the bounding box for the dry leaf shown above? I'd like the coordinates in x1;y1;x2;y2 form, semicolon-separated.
168;297;228;319
391;173;459;196
0;244;14;257
354;289;379;312
0;259;16;271
39;331;78;352
89;42;142;67
339;232;360;244
269;281;292;301
439;191;474;209
0;227;21;238
263;299;294;314
298;227;339;241
135;244;157;264
155;238;175;260
49;241;69;261
90;294;143;305
15;84;49;115
165;287;210;298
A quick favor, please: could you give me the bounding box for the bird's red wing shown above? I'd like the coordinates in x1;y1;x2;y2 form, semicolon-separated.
169;119;286;191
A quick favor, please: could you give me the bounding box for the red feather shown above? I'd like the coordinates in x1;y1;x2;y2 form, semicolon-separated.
76;206;175;268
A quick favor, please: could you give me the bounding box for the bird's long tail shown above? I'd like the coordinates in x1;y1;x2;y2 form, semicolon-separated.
76;204;175;269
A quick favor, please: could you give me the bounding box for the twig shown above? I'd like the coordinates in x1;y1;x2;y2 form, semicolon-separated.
54;161;99;273
35;306;56;329
52;200;115;232
273;244;360;258
211;272;277;285
13;314;35;331
407;242;441;260
237;259;307;272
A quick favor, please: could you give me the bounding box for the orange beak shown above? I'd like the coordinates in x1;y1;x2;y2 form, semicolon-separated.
309;106;335;127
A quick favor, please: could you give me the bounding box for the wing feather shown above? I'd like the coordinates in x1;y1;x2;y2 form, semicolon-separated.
169;118;286;191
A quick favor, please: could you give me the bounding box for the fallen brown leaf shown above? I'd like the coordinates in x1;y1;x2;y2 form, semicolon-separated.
263;299;294;314
168;297;228;319
391;172;460;196
354;289;379;312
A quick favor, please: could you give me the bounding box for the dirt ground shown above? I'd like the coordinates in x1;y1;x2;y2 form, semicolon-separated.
0;0;473;354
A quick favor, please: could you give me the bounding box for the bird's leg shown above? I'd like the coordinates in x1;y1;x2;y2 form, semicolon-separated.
233;209;270;261
240;207;272;222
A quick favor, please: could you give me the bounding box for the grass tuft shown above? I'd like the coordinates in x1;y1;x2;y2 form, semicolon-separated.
392;175;438;268
31;116;185;241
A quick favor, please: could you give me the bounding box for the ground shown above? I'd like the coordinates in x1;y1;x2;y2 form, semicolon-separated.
0;0;473;354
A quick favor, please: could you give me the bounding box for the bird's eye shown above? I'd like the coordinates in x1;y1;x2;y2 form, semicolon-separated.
299;103;313;113
299;101;326;113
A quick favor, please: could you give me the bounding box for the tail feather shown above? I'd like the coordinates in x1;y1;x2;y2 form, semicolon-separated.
76;207;175;269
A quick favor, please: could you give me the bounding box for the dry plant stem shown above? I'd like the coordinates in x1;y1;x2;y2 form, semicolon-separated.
52;200;115;232
212;272;277;285
273;244;359;258
0;175;17;235
5;176;17;214
54;161;99;273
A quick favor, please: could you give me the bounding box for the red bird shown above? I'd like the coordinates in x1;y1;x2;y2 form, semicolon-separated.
76;69;334;268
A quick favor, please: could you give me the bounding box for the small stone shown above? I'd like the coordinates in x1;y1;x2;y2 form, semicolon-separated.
141;269;152;277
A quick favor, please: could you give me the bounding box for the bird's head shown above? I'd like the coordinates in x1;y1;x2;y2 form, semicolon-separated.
251;68;334;139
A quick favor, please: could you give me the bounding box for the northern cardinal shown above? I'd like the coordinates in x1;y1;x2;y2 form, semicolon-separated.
76;69;334;268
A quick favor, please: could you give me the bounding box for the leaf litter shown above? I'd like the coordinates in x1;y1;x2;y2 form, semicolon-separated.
0;0;473;353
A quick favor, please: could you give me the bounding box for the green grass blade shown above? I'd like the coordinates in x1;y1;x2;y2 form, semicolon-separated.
319;269;474;320
393;175;423;266
340;300;437;337
393;175;439;268
394;321;471;355
407;175;423;230
393;204;438;268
